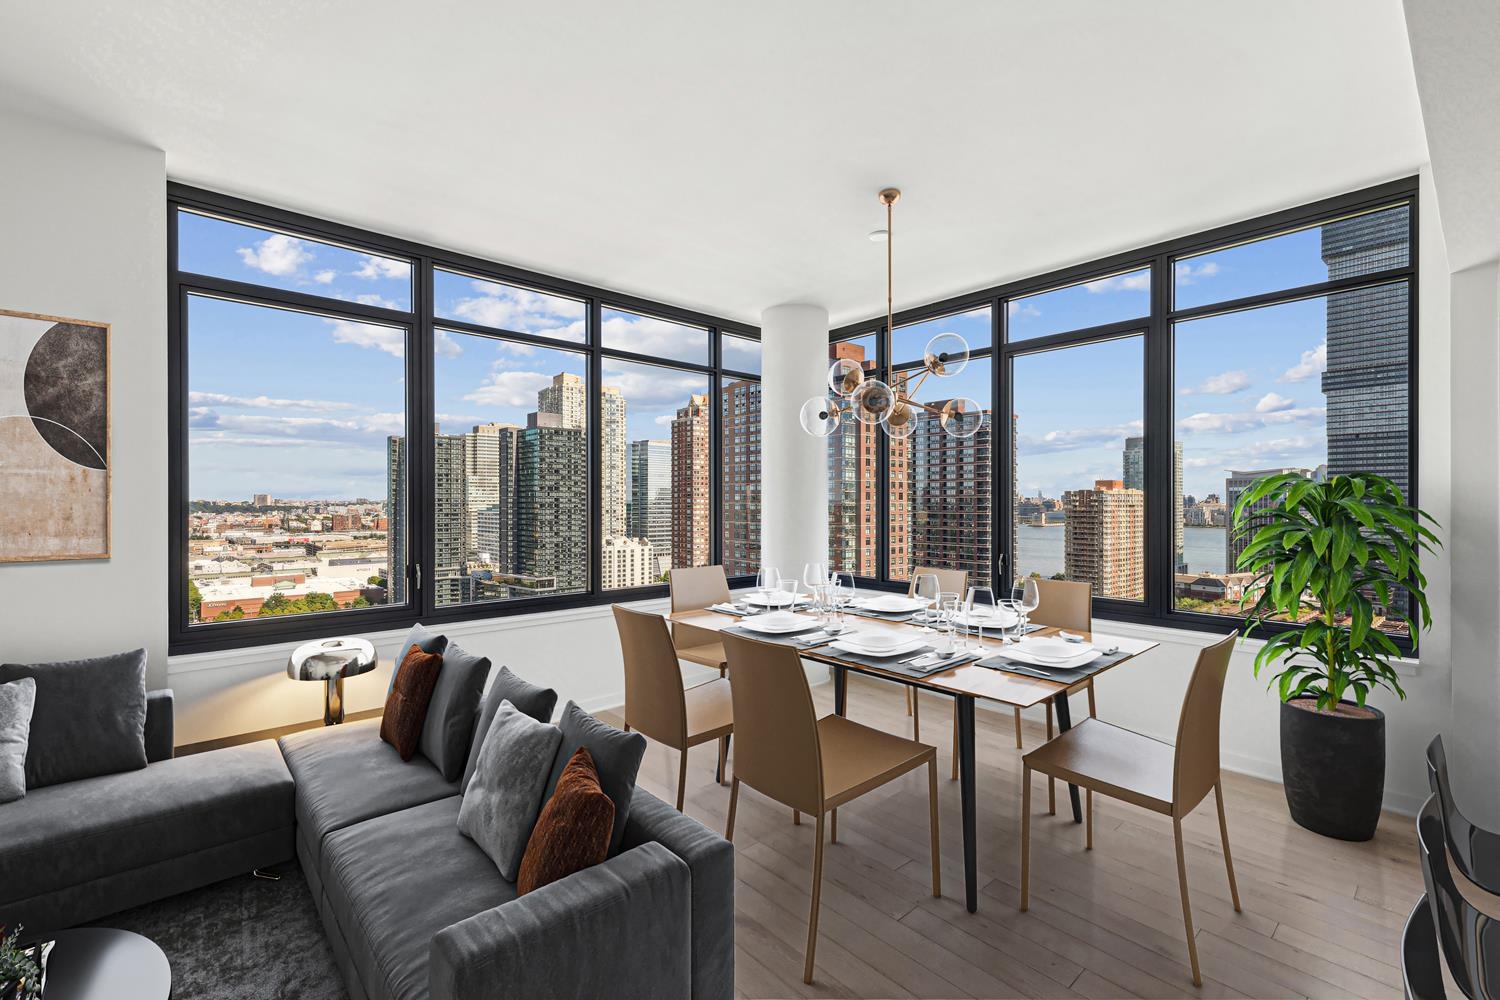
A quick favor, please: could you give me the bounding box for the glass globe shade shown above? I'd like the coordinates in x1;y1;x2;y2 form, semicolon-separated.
827;357;865;398
939;397;984;439
798;396;842;438
924;331;970;378
850;379;895;425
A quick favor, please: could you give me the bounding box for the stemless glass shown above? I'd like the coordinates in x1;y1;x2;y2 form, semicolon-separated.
913;572;940;630
967;585;998;650
936;592;961;654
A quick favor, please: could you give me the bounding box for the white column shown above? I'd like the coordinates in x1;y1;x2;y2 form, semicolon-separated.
759;303;830;578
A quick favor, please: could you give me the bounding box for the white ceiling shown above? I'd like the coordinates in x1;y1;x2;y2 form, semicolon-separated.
0;1;1428;326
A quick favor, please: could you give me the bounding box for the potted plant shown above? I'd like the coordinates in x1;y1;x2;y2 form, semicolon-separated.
0;926;42;1000
1233;470;1440;841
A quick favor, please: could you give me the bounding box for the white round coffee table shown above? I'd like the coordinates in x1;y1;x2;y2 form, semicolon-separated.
39;928;170;999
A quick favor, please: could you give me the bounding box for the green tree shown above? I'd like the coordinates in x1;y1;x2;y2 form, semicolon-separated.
301;592;339;613
260;592;290;614
349;596;370;609
187;579;202;621
214;605;246;621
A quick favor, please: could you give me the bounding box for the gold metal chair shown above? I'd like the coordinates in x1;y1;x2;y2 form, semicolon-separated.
1020;631;1240;987
668;565;732;677
722;631;940;985
613;605;733;811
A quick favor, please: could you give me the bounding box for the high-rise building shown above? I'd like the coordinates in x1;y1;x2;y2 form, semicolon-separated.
1063;479;1144;600
1322;209;1411;500
1123;436;1186;572
670;393;711;571
601;535;657;589
252;492;272;507
628;439;672;578
909;400;991;584
720;379;761;577
385;436;406;605
517;410;588;592
1224;467;1313;571
537;372;586;430
433;433;469;606
463;423;518;566
600;385;627;539
826;342;908;577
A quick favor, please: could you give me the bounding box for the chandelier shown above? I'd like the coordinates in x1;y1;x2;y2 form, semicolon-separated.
800;188;983;441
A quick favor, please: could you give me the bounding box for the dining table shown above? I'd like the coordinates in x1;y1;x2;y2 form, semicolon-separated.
669;598;1160;914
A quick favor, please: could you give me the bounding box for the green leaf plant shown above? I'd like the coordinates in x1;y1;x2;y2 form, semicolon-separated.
1232;471;1441;712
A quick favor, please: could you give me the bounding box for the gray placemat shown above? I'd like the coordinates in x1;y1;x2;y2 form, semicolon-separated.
720;624;836;649
825;646;984;677
977;647;1130;684
844;606;919;622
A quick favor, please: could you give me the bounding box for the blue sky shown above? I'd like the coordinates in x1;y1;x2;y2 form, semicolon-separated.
184;208;1384;504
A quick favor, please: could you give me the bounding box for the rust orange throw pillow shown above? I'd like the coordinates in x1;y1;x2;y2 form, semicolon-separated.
517;747;615;895
380;644;443;761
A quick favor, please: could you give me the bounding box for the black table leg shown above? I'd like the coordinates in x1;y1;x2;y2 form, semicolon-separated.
957;694;978;913
715;733;730;784
1053;691;1083;823
833;665;847;716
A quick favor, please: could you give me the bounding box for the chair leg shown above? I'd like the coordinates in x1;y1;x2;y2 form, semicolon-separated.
928;758;941;898
676;749;688;812
718;735;730;787
804;813;827;984
1216;780;1242;912
1085;789;1093;850
831;808;838;844
1173;816;1203;987
911;690;921;742
725;777;740;842
1020;764;1033;911
793;809;800;825
950;703;959;781
623;721;630;732
905;686;913;716
1046;702;1056;816
1087;679;1097;718
1013;707;1023;749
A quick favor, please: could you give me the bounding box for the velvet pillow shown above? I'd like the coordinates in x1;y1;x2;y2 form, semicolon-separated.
457;701;563;881
0;677;36;804
517;747;615;895
461;667;558;793
543;701;646;855
386;622;448;694
380;644;444;761
0;648;148;788
418;641;491;782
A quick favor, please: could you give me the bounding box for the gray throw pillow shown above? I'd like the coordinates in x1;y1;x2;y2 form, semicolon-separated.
456;701;563;881
418;641;491;782
0;648;148;789
544;701;647;855
461;666;558;793
0;677;36;804
387;623;448;694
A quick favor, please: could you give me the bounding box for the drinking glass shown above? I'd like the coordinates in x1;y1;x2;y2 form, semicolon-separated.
913;573;940;630
831;572;854;629
803;562;826;590
967;585;997;649
936;593;961;654
755;567;780;611
1018;577;1041;637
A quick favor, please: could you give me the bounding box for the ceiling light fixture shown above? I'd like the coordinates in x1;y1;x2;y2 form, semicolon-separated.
801;188;982;441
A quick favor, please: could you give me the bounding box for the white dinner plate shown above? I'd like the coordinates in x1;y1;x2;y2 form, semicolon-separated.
1001;646;1102;671
745;590;806;607
1014;636;1087;661
831;636;928;658
857;594;929;613
956;607;1019;628
740;612;819;634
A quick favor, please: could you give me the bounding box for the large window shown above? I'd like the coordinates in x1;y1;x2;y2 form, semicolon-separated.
171;188;760;653
830;179;1418;643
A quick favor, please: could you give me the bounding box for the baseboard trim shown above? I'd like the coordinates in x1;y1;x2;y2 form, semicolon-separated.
176;707;383;755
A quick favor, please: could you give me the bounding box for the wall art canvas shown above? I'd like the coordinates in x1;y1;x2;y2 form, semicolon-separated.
0;309;110;562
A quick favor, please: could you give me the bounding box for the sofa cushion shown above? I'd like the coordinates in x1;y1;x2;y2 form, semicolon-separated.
0;648;148;788
544;701;646;856
278;719;457;873
323;796;516;1000
517;747;614;895
418;641;490;782
0;677;36;804
457;702;562;881
385;623;447;694
0;739;292;909
461;667;557;793
380;645;444;761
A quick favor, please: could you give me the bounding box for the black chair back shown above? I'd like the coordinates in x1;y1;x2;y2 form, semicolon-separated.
1402;895;1446;999
1427;735;1500;894
1418;794;1499;999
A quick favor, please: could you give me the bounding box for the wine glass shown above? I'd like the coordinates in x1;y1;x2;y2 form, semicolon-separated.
1017;577;1041;638
755;567;780;612
967;585;997;650
831;572;854;630
936;592;961;654
913;573;940;631
803;562;826;589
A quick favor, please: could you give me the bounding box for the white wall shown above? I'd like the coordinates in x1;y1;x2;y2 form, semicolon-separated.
0;108;169;688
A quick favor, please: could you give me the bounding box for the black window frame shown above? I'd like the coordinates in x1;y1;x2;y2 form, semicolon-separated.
829;177;1420;650
168;184;759;655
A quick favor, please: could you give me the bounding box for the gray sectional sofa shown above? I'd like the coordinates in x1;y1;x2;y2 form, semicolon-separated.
0;688;734;1000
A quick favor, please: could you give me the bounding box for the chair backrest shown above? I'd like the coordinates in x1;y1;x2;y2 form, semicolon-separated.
1171;631;1236;814
669;565;731;613
612;605;688;748
1426;734;1500;894
1418;794;1500;999
721;631;823;813
1401;895;1448;1000
1030;579;1092;632
907;566;968;598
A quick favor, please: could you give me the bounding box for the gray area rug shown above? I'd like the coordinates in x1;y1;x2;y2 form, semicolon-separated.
87;861;345;1000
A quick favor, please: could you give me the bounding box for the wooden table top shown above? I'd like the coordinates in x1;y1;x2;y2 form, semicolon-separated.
670;607;1159;709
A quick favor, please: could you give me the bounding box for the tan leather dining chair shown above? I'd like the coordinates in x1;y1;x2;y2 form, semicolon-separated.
613;605;734;811
721;631;940;985
1030;578;1096;810
1020;631;1241;987
668;565;732;677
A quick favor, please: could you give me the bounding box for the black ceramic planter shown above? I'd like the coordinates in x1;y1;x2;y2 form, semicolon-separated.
1280;698;1386;841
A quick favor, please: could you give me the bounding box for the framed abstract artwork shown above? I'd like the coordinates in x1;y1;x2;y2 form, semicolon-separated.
0;309;111;562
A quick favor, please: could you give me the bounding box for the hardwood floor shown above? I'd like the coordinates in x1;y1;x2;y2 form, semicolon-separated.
599;673;1427;1000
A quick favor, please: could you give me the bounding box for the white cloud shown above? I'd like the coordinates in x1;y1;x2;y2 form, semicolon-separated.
188;391;356;412
654;413;676;427
1018;419;1143;455
1180;370;1250;396
601;314;707;362
329;320;405;358
1174;261;1221;285
1178;405;1325;435
313;269;337;284
449;281;587;344
435;330;463;358
1084;271;1150;294
1007;301;1041;319
1254;392;1296;413
602;358;708;408
190;410;403;443
236;234;312;277
1280;343;1327;383
352;254;412;282
463;370;557;407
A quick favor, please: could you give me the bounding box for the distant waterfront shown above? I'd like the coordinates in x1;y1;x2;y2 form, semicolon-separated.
1014;524;1228;578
